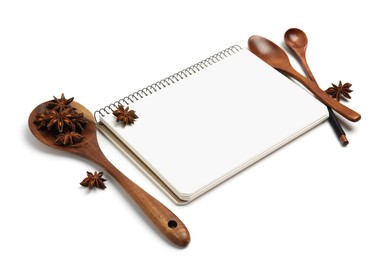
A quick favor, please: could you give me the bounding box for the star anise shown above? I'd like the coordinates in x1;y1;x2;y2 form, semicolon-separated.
71;112;89;132
55;132;83;146
46;107;78;133
47;93;74;112
80;171;107;190
113;105;138;126
33;109;52;129
325;81;353;101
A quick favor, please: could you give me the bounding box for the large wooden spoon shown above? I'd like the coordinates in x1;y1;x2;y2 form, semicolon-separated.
28;101;190;247
284;28;349;145
248;35;361;122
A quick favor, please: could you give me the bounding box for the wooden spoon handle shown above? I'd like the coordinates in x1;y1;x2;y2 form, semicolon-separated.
97;155;190;247
283;67;361;122
295;51;316;84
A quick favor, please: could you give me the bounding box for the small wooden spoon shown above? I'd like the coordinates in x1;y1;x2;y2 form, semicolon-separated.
284;28;349;145
28;101;190;247
284;28;316;81
248;35;361;122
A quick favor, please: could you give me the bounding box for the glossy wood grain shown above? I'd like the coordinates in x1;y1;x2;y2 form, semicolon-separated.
248;35;361;122
284;28;349;145
28;101;190;247
284;28;314;81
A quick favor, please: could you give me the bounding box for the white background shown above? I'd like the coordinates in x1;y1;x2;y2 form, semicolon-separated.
1;0;389;259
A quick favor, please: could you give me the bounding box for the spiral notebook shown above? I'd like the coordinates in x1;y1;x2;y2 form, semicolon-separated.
94;45;328;204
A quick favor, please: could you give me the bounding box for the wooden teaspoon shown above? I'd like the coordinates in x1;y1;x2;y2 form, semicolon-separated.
284;28;349;145
284;28;315;81
28;101;190;247
248;35;361;122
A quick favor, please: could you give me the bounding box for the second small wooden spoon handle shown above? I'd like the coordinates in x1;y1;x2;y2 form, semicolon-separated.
283;67;361;122
295;51;316;84
97;154;190;247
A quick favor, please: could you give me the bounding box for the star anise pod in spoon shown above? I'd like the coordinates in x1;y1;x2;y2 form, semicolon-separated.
47;93;74;112
80;171;107;190
325;81;353;101
70;112;89;132
55;132;83;146
33;109;52;129
46;107;78;133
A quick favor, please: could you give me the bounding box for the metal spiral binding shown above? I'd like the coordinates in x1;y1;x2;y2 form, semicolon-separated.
94;45;242;122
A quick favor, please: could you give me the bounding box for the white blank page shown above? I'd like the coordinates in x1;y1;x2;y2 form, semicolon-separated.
100;48;328;201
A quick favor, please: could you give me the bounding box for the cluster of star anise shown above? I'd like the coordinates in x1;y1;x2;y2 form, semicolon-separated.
33;94;88;146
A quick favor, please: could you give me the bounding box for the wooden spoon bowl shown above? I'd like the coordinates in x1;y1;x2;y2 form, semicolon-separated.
284;28;312;80
28;101;190;247
284;28;308;50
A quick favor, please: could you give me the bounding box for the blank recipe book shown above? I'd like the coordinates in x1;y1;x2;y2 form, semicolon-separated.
94;45;328;204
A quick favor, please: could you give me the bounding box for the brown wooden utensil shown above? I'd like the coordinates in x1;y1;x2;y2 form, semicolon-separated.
28;101;190;247
284;28;349;145
248;35;361;122
284;28;315;81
